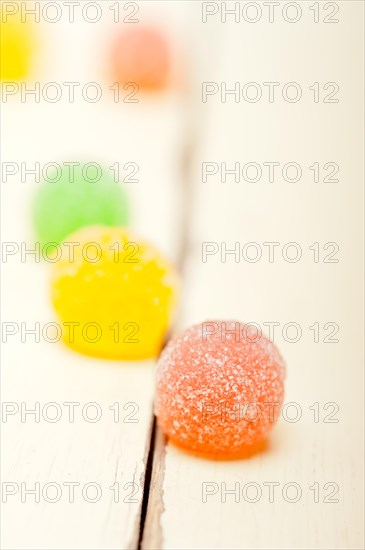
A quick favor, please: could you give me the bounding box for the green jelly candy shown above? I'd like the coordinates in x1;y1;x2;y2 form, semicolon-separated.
33;163;129;250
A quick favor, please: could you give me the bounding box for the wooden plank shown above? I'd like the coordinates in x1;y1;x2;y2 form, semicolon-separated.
140;423;167;550
1;4;188;548
142;2;364;549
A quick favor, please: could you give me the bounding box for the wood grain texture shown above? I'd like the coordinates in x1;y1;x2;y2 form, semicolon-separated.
1;2;364;549
0;6;186;548
141;424;167;550
141;2;364;549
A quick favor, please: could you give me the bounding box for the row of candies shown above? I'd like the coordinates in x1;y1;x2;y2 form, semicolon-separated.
32;167;285;460
33;171;285;460
1;8;172;90
4;6;286;459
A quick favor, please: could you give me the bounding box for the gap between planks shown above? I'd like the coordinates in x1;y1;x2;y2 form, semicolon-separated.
136;83;200;550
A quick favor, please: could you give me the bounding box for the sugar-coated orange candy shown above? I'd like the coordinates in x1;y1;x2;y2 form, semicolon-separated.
111;26;170;91
155;321;286;458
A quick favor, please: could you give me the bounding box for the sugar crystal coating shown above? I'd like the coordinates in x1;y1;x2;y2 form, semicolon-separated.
51;226;179;360
155;321;286;458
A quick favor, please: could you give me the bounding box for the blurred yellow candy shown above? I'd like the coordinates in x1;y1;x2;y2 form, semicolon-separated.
0;4;35;80
51;226;179;360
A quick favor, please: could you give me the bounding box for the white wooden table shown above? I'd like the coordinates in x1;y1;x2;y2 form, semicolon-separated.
1;2;364;549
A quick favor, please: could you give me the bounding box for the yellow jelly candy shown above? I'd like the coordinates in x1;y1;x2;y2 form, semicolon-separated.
0;5;35;81
51;226;179;360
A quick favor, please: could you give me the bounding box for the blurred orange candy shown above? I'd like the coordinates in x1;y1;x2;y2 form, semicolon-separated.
111;26;171;91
